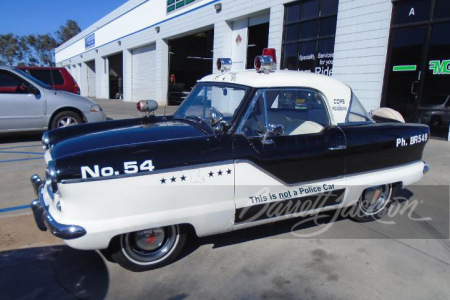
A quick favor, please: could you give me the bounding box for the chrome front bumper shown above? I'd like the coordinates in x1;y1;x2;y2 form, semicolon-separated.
30;174;86;240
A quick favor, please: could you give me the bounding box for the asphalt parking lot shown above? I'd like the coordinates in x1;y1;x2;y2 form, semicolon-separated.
0;99;449;300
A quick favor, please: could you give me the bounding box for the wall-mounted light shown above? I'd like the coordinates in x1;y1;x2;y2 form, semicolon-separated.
95;49;98;53
214;3;222;12
118;41;122;46
80;54;83;58
155;26;160;33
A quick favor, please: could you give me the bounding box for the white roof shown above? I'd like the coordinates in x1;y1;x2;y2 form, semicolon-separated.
200;70;352;124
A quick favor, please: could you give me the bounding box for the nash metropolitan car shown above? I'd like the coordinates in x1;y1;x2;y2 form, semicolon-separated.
30;50;430;271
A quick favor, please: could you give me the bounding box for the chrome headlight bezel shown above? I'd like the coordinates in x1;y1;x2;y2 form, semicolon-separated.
46;160;59;194
90;104;103;113
42;131;50;150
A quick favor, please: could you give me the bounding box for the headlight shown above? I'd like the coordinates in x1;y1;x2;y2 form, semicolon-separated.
46;161;59;194
90;104;103;113
42;131;50;150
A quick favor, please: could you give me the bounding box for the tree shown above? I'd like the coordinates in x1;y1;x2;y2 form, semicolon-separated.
0;20;81;66
0;34;21;66
56;20;81;46
21;34;57;66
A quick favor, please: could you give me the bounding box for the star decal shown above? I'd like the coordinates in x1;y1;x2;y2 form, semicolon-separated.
160;178;166;184
181;175;186;181
218;170;223;176
226;169;232;175
208;171;214;177
171;176;176;183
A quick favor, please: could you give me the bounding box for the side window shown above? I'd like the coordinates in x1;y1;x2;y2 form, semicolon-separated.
29;69;64;85
0;70;30;94
346;93;372;123
239;88;330;136
51;70;64;85
238;90;267;137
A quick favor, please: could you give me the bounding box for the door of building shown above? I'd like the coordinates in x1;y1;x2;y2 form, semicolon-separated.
383;0;450;122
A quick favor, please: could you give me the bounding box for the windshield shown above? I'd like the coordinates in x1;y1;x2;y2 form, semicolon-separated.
13;68;51;89
174;83;249;127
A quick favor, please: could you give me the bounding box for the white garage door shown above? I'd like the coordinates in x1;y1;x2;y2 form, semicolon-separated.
132;44;156;102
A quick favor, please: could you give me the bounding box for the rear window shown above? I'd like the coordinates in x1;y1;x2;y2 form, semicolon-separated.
28;69;64;85
345;93;373;123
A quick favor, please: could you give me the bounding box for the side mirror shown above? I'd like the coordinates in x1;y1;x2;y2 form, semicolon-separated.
210;106;224;126
137;100;158;113
213;120;231;134
28;85;40;95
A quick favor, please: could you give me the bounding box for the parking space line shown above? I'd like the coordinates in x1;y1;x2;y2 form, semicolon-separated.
0;204;30;213
0;151;44;155
0;157;44;164
0;144;42;150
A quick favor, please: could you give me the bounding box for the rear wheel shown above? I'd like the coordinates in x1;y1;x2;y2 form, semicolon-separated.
111;225;186;272
50;111;82;129
350;184;392;222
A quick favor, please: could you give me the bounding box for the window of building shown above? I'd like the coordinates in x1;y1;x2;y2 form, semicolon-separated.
392;0;431;25
281;0;338;76
167;0;196;13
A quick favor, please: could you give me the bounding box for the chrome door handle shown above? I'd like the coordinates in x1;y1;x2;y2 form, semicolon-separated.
328;145;346;151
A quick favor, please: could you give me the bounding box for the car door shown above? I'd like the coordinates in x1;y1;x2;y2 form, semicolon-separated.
233;88;346;225
0;70;45;131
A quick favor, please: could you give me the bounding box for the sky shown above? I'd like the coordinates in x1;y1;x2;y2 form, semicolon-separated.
0;0;129;36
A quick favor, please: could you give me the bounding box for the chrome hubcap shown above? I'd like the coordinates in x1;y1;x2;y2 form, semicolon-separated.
359;184;391;215
135;228;165;251
57;117;78;127
122;226;178;264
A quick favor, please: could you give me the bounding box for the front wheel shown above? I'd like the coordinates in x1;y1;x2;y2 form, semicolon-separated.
111;225;187;272
350;184;392;222
50;111;82;129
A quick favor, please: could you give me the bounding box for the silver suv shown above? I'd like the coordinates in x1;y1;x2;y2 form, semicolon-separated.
0;66;106;133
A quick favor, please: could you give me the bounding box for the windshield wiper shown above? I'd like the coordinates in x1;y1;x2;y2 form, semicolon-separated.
184;115;206;124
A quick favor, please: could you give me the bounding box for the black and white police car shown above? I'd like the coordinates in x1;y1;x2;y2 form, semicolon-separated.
31;49;430;271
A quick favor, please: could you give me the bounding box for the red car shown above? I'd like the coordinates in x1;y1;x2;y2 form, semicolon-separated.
16;66;80;94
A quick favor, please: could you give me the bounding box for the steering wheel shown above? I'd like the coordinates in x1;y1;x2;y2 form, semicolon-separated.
243;115;265;137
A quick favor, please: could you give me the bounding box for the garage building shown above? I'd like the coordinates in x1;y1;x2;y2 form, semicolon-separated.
55;0;450;122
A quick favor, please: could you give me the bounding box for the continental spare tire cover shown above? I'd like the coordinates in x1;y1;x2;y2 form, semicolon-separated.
371;107;405;123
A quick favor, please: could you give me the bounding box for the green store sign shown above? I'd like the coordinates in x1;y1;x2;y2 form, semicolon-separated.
429;60;450;75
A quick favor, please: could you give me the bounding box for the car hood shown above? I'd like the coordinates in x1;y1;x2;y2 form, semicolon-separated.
55;90;94;102
51;118;207;160
44;89;97;109
419;104;445;109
